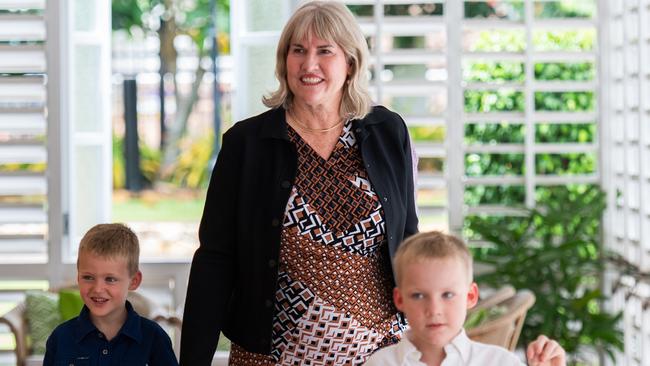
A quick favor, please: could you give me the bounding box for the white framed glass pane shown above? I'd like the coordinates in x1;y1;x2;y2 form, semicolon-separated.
74;0;96;32
72;145;103;253
73;45;103;132
242;44;278;116
247;0;288;32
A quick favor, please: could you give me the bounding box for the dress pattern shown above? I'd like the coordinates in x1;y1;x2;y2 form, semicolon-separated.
229;122;406;365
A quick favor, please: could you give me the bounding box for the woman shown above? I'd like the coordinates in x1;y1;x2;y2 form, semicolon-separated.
180;2;564;365
181;2;416;365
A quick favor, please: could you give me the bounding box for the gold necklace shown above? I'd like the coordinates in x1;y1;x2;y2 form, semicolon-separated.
287;111;345;133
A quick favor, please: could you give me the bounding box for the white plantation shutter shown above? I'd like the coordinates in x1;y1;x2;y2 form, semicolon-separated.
0;0;47;264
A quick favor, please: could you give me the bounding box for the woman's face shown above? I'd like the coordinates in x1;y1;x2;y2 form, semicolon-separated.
286;34;350;112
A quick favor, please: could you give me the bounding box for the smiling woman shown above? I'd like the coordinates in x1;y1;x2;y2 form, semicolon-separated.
179;1;418;365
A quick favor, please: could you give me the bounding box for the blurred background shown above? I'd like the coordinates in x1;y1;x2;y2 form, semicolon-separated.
0;0;648;365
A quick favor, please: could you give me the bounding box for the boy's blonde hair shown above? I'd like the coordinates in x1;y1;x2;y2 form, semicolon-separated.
393;231;473;286
77;223;140;276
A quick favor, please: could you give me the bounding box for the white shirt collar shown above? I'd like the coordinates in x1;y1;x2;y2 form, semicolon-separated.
398;329;470;365
443;328;472;364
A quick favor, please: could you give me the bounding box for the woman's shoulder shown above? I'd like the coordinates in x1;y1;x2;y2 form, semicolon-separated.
366;104;404;122
359;105;409;140
226;107;284;138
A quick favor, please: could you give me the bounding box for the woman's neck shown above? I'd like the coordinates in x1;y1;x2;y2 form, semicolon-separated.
290;102;341;129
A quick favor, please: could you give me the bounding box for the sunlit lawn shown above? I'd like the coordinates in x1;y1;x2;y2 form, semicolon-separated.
112;190;205;222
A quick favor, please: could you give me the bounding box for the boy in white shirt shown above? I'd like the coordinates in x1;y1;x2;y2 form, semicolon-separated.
365;231;566;366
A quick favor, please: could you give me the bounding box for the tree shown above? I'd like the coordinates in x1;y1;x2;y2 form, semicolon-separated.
111;0;230;180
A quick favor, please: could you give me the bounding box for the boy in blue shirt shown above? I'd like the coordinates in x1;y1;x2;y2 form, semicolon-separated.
44;223;178;366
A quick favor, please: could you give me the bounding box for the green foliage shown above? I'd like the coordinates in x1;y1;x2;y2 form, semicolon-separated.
113;133;213;189
465;90;525;112
464;185;525;206
535;62;595;81
533;30;596;52
111;0;230;54
536;124;595;143
535;1;596;19
535;92;594;111
536;153;596;175
464;61;524;83
112;136;161;189
465;153;523;176
408;126;445;142
465;123;524;144
467;186;623;364
470;30;526;52
168;132;215;189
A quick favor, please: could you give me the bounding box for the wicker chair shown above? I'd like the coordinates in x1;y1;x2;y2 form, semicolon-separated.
467;288;536;351
0;291;179;366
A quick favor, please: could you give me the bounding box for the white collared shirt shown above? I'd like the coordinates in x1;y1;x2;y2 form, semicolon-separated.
364;329;525;366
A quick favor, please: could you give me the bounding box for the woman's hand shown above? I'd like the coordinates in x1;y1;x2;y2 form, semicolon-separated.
526;335;566;366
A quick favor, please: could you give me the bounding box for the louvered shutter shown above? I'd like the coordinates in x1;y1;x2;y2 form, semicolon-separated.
0;0;47;262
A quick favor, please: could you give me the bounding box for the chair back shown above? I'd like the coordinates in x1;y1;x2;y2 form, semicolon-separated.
466;289;536;351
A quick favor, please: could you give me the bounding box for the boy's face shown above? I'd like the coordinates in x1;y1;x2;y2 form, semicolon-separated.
77;250;142;323
394;256;478;351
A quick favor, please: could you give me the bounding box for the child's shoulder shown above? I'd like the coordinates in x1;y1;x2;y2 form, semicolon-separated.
136;314;172;339
469;341;524;365
364;342;404;366
50;316;80;335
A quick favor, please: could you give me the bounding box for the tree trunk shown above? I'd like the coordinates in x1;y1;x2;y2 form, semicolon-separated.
160;65;206;178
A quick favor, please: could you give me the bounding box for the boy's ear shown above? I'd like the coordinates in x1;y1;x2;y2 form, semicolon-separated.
129;270;142;291
466;282;479;309
393;287;404;311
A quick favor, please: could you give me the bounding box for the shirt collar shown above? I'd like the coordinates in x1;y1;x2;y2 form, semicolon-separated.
444;328;472;364
74;300;143;344
399;331;425;364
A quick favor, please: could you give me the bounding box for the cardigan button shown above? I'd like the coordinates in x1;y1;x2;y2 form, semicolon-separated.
102;349;108;355
281;180;291;189
271;218;280;227
383;197;388;202
268;259;277;268
355;128;362;133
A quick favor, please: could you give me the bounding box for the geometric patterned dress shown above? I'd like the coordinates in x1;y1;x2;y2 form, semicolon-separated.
228;121;407;365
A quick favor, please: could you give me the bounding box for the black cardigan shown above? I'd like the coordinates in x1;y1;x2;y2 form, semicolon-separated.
180;105;418;365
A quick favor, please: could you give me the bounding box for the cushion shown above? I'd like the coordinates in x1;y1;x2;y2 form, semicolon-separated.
24;291;61;355
58;289;84;321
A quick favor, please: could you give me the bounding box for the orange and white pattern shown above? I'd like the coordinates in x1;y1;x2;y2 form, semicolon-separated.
229;122;405;365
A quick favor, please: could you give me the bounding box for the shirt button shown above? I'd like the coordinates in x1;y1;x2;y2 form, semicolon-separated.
355;128;362;133
102;349;108;355
265;299;273;308
281;180;291;189
268;259;277;268
271;218;280;227
97;332;103;338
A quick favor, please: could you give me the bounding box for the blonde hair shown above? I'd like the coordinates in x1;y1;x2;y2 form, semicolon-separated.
263;0;372;120
393;231;473;286
77;223;140;276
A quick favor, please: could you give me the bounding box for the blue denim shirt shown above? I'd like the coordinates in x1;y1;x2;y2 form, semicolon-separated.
43;301;178;366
